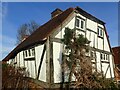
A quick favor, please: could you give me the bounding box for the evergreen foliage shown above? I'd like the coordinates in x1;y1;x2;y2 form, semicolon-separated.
61;27;118;89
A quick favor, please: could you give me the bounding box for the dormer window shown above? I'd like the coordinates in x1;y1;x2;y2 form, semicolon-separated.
98;27;103;37
76;18;85;30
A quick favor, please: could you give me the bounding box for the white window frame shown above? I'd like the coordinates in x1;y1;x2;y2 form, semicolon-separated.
24;48;35;59
98;27;103;37
100;53;109;61
76;18;85;30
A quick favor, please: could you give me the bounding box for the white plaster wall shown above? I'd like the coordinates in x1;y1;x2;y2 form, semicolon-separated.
55;17;75;39
16;53;19;67
24;61;29;76
86;30;91;42
104;31;110;52
106;68;111;78
76;13;86;20
86;19;97;32
35;45;46;82
53;42;63;83
96;52;102;72
98;38;103;50
27;61;36;79
90;32;95;47
19;51;24;67
102;63;110;78
98;24;104;29
109;55;115;78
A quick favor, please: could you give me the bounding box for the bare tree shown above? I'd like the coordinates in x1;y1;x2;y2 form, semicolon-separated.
16;21;39;44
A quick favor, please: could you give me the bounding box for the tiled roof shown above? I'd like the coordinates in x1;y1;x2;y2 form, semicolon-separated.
3;7;75;61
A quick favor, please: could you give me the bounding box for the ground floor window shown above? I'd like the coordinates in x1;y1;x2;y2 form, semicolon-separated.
23;48;35;60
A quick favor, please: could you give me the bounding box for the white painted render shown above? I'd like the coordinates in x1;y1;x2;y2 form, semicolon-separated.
53;42;63;83
86;19;97;33
35;45;46;82
7;10;114;83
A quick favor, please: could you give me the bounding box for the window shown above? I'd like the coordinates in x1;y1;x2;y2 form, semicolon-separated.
81;20;84;29
104;54;106;60
25;50;27;57
28;49;31;56
100;53;109;60
76;18;85;30
24;48;35;59
106;54;109;60
76;19;79;27
100;53;103;59
32;48;35;56
98;27;103;37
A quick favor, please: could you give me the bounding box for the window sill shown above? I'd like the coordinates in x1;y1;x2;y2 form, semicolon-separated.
76;27;85;32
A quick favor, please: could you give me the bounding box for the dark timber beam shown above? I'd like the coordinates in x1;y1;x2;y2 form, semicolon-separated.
37;44;46;80
50;38;54;85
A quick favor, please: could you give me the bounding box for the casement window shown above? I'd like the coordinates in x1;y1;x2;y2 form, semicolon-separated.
98;27;103;37
100;53;103;59
100;53;109;60
106;54;109;60
24;48;35;60
76;18;85;30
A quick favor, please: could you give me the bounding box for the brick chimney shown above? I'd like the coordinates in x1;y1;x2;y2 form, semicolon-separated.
51;8;63;18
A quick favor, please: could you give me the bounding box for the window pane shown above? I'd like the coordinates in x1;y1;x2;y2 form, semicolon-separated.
100;53;102;59
23;51;25;57
25;50;27;57
32;48;35;56
98;28;100;36
76;19;79;27
28;49;31;56
100;29;103;36
104;54;105;60
106;54;107;60
81;20;84;29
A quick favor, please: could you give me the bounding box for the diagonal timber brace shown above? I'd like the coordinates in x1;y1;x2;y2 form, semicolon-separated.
37;44;46;79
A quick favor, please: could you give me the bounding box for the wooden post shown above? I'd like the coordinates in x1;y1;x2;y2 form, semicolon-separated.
46;37;54;88
100;53;103;78
50;39;54;85
46;37;50;84
34;48;37;79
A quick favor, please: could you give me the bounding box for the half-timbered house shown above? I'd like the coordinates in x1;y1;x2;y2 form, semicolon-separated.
3;7;115;85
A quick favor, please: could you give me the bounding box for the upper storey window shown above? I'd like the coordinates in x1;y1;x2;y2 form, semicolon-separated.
76;18;85;30
98;27;103;37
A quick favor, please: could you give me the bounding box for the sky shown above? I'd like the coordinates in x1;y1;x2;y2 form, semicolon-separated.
1;2;118;60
